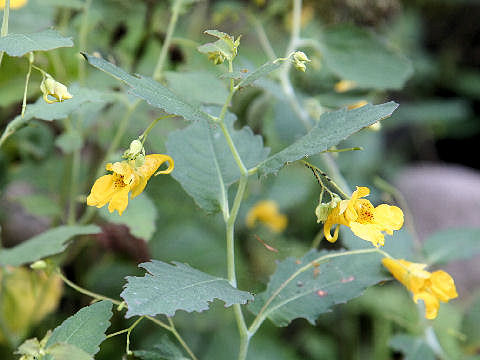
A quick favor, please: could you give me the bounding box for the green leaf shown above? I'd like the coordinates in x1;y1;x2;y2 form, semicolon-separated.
82;53;212;122
133;335;188;360
389;334;435;360
248;249;386;327
423;228;480;265
164;71;228;106
318;25;412;90
55;129;83;154
166;113;269;213
236;60;284;88
257;102;398;176
46;301;112;356
47;343;93;360
0;225;100;266
121;260;254;318
0;29;73;57
100;193;157;241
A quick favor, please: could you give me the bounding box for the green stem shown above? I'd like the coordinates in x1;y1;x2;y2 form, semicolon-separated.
302;160;349;199
247;248;384;335
0;0;10;67
67;131;81;224
153;0;182;81
78;0;93;84
251;16;276;61
167;317;200;360
140;114;176;145
126;316;145;355
21;52;34;118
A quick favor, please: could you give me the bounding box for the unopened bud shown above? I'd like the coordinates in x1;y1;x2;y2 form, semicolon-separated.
292;51;311;72
123;139;145;160
30;260;47;270
368;121;382;131
40;74;73;104
315;194;341;223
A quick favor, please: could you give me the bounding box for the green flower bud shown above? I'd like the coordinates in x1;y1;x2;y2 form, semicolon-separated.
30;260;47;270
315;194;341;223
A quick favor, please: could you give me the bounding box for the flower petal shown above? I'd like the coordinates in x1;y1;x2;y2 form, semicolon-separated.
430;270;458;302
139;154;174;178
87;175;116;208
373;204;404;231
107;186;130;216
350;222;385;247
414;292;440;319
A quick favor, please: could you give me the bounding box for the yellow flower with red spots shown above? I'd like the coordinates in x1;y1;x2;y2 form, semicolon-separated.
382;258;458;319
246;200;287;233
323;186;404;247
87;154;174;215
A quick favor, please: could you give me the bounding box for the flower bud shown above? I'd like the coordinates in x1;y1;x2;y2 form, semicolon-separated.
292;51;311;72
30;260;47;270
123;139;145;160
40;74;73;104
315;194;341;223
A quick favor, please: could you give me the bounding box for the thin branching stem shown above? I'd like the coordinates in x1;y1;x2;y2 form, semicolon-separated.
153;0;182;81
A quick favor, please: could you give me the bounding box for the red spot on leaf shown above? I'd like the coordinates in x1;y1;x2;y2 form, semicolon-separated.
316;290;327;297
341;276;355;283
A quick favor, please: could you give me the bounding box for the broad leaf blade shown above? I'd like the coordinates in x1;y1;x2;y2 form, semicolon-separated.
46;301;112;356
237;60;285;88
47;343;93;360
121;260;254;318
0;29;73;56
258;102;398;176
166;113;269;213
248;249;386;326
318;24;412;90
82;53;211;122
423;228;480;265
0;225;100;266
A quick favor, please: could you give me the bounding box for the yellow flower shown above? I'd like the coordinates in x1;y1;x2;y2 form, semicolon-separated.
323;186;404;247
382;258;458;319
246;200;287;233
40;74;73;104
0;0;28;9
87;154;174;215
334;79;357;93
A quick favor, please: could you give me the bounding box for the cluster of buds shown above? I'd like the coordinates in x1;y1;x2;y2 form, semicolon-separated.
40;73;73;104
198;30;241;65
292;51;311;72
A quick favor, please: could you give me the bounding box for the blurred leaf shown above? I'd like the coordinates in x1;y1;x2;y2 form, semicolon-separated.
422;228;480;265
42;0;85;9
0;225;100;266
0;29;73;57
46;301;112;356
389;100;471;126
133;335;188;360
100;193;157;241
341;227;414;260
55;130;83;154
47;343;93;360
164;71;228;105
432;303;464;359
258;102;398;176
389;334;435;360
0;268;63;344
462;293;480;351
14;193;62;217
248;249;386;327
82;53;212;122
121;260;253;318
166;113;269;213
318;24;412;89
